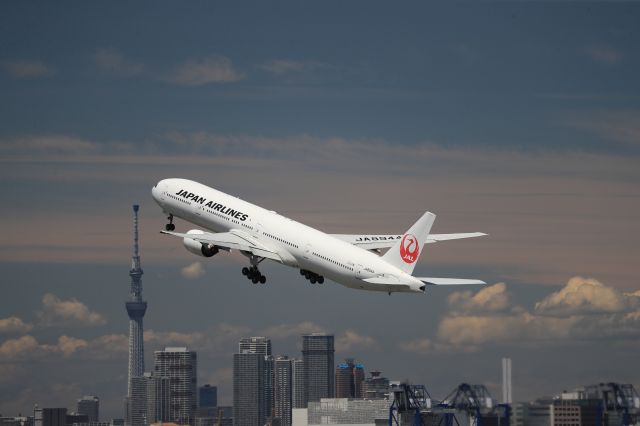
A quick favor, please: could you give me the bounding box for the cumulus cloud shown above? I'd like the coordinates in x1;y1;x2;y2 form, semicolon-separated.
167;55;244;86
94;48;145;77
448;283;511;314
0;335;40;359
37;293;106;327
401;278;640;352
535;276;638;316
2;60;54;78
438;278;640;347
336;330;377;353
0;317;33;334
181;261;206;279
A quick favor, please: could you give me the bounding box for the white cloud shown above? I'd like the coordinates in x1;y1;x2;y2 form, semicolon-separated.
435;278;640;347
448;283;511;314
94;48;144;77
181;261;206;279
0;317;33;334
2;60;54;78
0;335;40;360
167;55;244;86
535;276;638;316
37;293;106;327
336;330;377;353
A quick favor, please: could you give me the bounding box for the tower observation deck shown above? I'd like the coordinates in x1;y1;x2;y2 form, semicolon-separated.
126;204;147;397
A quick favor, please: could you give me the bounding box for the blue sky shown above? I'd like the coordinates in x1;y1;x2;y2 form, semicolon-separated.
1;1;640;420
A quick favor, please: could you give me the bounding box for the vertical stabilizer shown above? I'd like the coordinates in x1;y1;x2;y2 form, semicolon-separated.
381;211;436;274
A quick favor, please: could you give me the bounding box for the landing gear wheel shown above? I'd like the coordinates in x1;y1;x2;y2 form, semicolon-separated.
259;275;266;284
310;277;317;284
242;267;249;276
165;214;175;231
252;276;260;284
318;276;324;284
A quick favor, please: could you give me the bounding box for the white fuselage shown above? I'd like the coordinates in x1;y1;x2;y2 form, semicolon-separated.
152;178;425;293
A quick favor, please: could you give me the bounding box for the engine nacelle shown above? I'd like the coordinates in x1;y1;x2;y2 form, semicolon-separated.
183;230;219;258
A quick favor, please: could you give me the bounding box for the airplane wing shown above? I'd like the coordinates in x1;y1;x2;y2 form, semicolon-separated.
160;229;283;262
418;277;486;285
332;232;487;250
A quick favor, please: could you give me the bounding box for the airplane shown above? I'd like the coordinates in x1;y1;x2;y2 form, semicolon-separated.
151;178;487;294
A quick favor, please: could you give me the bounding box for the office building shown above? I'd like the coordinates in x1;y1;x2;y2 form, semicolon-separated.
77;396;99;423
273;356;294;426
233;352;267;426
239;337;272;356
302;334;335;405
33;408;66;426
292;359;305;409
361;371;389;400
335;359;364;399
199;385;218;409
155;347;197;426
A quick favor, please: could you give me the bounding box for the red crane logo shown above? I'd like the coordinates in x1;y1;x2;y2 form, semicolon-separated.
399;234;419;264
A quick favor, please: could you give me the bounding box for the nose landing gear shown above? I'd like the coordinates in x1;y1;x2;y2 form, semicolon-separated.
165;214;175;231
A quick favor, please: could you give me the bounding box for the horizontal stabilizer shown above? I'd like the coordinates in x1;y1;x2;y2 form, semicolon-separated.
418;277;486;286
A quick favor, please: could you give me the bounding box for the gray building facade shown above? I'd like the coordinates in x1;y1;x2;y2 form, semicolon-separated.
302;334;335;406
154;347;197;426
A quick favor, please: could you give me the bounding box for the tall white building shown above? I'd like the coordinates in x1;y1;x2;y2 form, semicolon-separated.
274;356;294;426
154;347;197;426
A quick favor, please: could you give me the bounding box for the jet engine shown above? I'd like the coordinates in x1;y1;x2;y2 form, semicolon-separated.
183;230;219;258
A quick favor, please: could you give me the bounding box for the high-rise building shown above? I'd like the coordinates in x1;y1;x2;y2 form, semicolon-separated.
77;395;99;422
34;408;66;426
335;359;365;399
361;371;389;400
291;359;305;409
130;373;170;426
239;337;272;356
273;356;294;426
199;385;218;409
233;352;267;426
302;334;335;405
502;357;512;404
155;347;198;426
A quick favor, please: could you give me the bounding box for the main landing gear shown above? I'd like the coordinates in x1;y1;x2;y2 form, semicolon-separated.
165;214;175;231
241;254;266;284
300;269;324;284
242;266;266;284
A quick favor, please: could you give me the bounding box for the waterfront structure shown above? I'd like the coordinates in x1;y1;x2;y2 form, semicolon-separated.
335;359;364;399
154;347;198;425
307;398;390;425
126;205;147;399
302;334;335;405
77;396;99;422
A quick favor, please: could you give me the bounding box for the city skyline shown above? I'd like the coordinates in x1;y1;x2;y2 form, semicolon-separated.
2;0;640;421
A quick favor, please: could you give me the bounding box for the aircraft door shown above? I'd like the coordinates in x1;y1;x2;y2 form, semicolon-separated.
355;264;364;279
304;244;312;260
